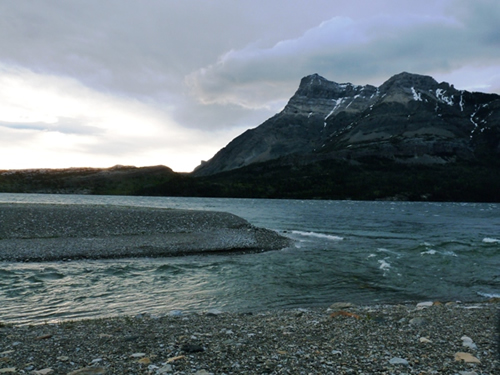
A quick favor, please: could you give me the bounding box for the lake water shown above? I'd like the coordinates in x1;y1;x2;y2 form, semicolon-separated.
0;193;499;324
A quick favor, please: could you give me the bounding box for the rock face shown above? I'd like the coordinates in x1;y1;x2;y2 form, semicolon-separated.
193;72;500;176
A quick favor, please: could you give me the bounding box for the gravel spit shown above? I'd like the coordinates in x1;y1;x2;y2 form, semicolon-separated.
0;203;292;261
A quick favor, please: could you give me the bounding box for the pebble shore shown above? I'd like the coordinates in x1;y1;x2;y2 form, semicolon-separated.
0;302;498;374
0;203;292;261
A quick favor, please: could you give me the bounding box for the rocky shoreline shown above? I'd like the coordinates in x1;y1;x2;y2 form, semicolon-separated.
0;203;292;261
0;301;498;374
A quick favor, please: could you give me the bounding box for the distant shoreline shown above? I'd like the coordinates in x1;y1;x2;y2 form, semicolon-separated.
0;203;292;262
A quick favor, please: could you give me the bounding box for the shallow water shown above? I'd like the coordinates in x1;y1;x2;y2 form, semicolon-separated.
0;193;499;324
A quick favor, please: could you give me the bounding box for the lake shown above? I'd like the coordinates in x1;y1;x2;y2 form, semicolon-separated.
0;193;499;324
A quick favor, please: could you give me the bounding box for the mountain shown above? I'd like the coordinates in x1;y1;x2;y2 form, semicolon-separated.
2;73;500;202
193;72;500;176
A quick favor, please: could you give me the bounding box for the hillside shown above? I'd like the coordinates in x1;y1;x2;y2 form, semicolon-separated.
0;165;179;195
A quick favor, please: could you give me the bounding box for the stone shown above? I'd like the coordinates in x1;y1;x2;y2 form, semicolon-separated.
130;352;146;358
138;357;151;364
35;334;53;340
67;368;106;375
416;301;433;309
461;335;477;349
156;364;173;374
168;310;183;317
57;356;70;361
329;310;361;319
206;309;222;316
33;369;53;375
419;337;432;343
409;317;427;326
194;371;212;375
166;355;186;363
123;335;139;342
181;343;204;353
389;357;408;365
454;352;481;363
329;302;355;310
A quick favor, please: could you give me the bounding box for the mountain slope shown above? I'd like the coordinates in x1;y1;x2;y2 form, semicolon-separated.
194;72;500;176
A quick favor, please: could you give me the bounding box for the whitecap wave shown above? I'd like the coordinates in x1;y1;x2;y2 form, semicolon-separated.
378;259;391;270
378;259;391;277
376;248;400;256
421;249;437;255
477;291;500;299
443;251;458;257
291;230;344;241
482;238;500;244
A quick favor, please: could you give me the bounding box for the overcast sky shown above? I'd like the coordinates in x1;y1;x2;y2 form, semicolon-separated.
1;0;499;172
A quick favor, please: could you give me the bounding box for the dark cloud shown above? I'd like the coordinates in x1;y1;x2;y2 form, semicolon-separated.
187;5;500;109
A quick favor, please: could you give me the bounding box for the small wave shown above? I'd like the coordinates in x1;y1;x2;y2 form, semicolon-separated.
291;231;344;241
37;272;66;281
0;269;16;277
378;259;391;277
376;248;400;257
421;249;437;255
378;259;391;270
477;291;500;299
155;264;183;273
443;251;458;257
482;238;500;244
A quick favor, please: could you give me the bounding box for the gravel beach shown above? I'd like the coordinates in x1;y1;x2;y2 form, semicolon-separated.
0;302;498;374
0;203;292;261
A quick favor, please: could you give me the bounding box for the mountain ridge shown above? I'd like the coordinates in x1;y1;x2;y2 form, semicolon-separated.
193;72;500;176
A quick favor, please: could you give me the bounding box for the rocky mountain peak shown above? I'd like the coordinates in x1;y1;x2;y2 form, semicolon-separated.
295;73;370;99
193;72;500;177
283;74;376;117
379;72;438;92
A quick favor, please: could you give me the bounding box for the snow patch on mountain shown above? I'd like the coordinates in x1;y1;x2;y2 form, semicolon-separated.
411;87;422;101
436;89;454;106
